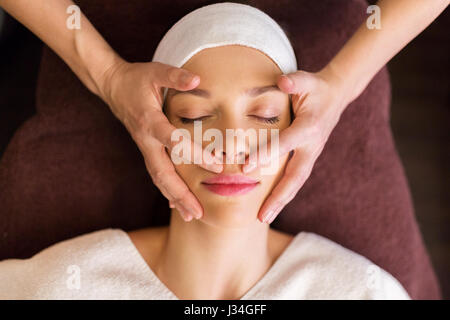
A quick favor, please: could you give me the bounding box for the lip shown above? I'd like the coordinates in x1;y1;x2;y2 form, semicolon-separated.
201;174;260;196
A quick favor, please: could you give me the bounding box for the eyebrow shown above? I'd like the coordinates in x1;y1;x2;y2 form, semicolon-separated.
168;84;282;99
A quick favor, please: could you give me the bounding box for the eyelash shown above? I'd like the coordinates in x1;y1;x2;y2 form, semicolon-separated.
179;116;280;124
258;116;280;124
179;116;208;124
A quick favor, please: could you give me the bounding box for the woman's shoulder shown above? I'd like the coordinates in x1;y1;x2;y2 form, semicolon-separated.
0;228;126;269
0;228;132;299
0;228;123;264
33;228;125;260
274;231;411;299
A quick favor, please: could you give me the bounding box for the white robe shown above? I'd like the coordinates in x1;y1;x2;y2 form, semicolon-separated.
0;228;411;300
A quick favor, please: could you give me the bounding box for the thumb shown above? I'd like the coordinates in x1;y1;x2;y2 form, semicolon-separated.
277;70;316;94
152;62;200;91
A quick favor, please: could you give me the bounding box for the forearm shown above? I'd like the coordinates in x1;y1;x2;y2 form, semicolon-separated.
324;0;448;106
0;0;122;98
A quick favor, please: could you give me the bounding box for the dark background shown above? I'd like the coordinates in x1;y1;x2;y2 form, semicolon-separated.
0;6;448;298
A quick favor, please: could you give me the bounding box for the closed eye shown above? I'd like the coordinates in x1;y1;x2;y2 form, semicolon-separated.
179;116;210;124
250;115;280;124
179;115;280;124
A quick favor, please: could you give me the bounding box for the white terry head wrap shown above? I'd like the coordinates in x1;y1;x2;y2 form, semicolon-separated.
152;2;298;100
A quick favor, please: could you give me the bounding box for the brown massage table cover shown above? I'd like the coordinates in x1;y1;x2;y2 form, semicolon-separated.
0;0;441;299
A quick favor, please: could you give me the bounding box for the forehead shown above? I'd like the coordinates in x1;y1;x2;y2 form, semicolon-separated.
185;45;281;81
167;45;283;99
167;84;283;100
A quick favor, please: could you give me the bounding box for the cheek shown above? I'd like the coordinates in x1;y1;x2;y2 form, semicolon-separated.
173;163;208;200
259;153;290;193
173;163;196;185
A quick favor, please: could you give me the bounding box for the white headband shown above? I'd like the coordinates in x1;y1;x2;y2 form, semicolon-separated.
152;2;298;100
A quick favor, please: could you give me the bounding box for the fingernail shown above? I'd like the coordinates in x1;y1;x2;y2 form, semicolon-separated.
282;75;294;88
181;73;194;85
267;209;279;224
183;212;193;222
183;203;201;220
271;204;284;223
190;208;202;220
262;210;274;223
177;205;192;222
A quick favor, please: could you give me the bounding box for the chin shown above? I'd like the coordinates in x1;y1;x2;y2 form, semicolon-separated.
197;197;263;229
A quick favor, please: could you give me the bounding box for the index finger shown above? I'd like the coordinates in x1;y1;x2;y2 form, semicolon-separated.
149;110;223;173
243;118;303;173
143;142;204;220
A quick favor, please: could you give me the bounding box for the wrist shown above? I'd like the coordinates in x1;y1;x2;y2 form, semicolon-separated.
71;20;126;101
94;53;127;105
317;62;356;113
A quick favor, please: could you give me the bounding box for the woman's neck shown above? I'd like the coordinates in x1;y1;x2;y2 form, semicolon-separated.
153;211;280;300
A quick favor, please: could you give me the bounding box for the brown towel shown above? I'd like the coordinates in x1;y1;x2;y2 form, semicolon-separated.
0;0;441;299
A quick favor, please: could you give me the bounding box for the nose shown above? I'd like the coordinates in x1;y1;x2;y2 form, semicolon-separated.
212;139;250;165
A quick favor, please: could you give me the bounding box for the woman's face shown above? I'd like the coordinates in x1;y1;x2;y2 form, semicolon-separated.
165;45;291;228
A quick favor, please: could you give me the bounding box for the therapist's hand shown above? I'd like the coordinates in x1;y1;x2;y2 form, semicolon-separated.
101;60;223;222
243;67;351;224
